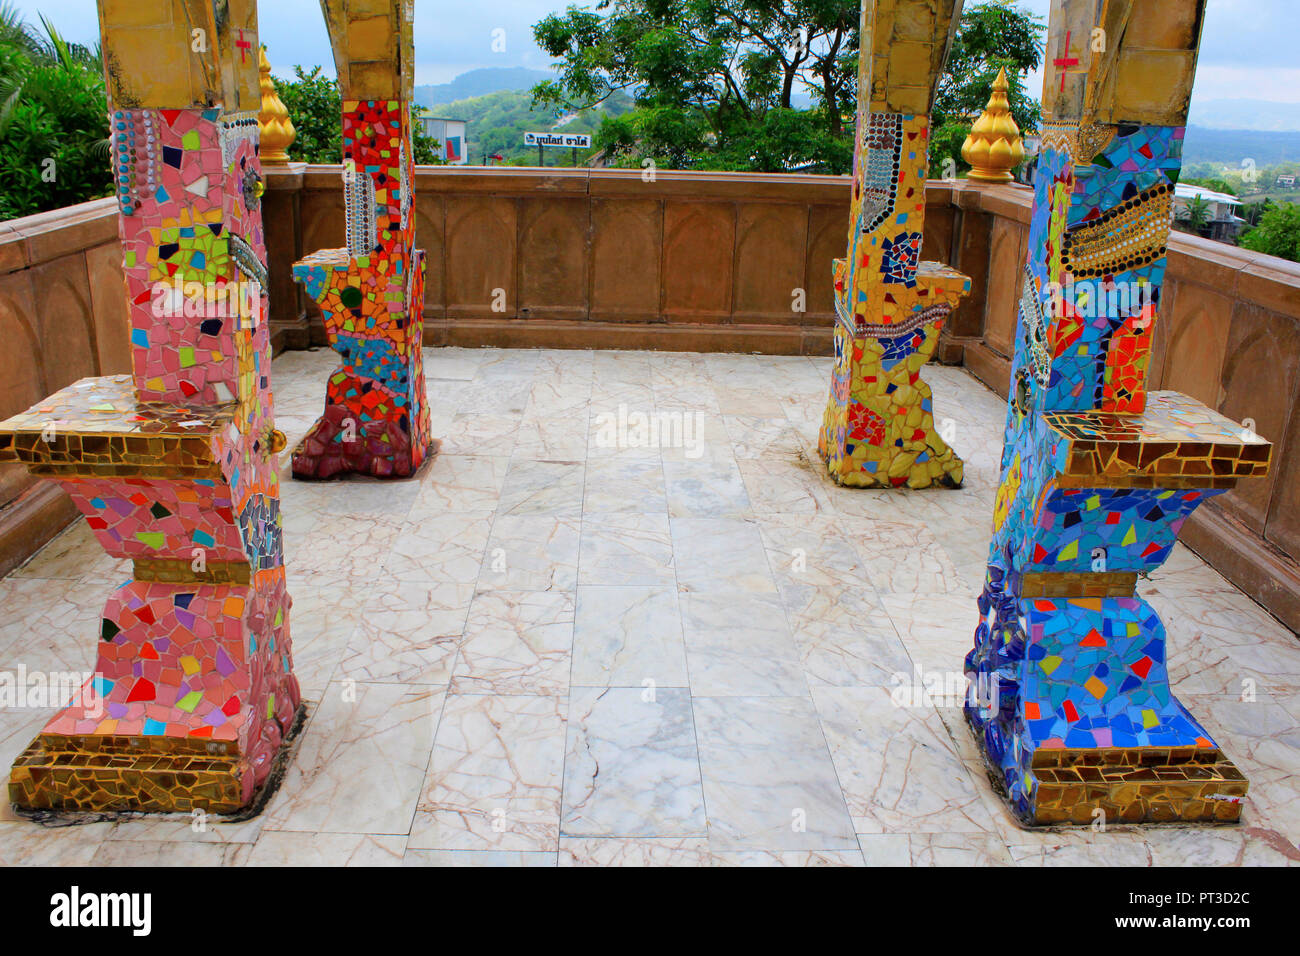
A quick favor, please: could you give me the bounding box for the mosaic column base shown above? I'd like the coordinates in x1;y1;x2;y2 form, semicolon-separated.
9;720;304;814
965;569;1248;827
817;321;965;490
292;247;434;480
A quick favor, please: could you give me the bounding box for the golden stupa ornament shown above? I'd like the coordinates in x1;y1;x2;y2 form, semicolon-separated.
961;67;1025;182
258;46;296;164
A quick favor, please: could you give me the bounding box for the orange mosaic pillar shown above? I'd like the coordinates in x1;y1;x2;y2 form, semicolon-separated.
0;0;301;813
290;0;434;479
817;0;970;489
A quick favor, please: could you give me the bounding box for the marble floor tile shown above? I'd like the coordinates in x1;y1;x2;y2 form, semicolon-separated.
383;513;494;585
0;820;113;865
693;696;857;851
451;591;575;696
261;684;440;835
498;460;585;516
410;694;567;852
723;416;807;460
561;687;707;838
664;459;752;516
680;592;808;697
571;586;688;688
738;459;836;515
512;415;592;462
439;412;521;457
840;517;964;594
711;848;866;867
337;580;473;684
405;849;558;866
409;455;511;515
756;514;868;591
583;458;668;513
671;517;777;594
241;831;407;866
812;686;1001;834
478;515;581;591
559;837;711;866
780;585;914;687
579;513;675;587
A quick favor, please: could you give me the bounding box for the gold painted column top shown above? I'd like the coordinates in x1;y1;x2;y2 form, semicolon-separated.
1042;0;1206;127
97;0;260;111
319;0;416;101
962;67;1025;182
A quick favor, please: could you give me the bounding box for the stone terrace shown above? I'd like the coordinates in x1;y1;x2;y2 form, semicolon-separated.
1;347;1297;866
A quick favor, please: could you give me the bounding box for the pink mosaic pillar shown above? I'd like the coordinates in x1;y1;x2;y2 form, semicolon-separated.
0;1;301;813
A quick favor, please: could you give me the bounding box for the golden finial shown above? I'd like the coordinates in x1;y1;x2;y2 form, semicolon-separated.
258;46;296;165
961;67;1025;183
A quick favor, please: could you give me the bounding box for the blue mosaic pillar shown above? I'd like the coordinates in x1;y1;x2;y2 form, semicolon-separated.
964;0;1273;825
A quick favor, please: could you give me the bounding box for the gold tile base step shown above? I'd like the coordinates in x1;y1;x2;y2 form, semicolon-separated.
1029;746;1248;826
9;708;307;815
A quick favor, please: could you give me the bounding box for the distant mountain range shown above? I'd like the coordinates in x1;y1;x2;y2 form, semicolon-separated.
414;68;554;109
1188;99;1300;132
1182;126;1300;167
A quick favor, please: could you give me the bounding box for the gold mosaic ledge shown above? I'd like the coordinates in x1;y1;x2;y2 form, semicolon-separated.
10;711;306;815
0;375;235;480
1031;748;1247;826
1045;391;1272;487
134;557;252;585
1018;570;1138;598
10;736;245;813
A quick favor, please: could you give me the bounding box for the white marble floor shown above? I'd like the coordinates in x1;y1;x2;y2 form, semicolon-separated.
1;347;1298;866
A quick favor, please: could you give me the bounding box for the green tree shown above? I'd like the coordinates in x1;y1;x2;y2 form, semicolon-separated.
0;6;111;220
1174;195;1211;236
1182;176;1237;197
274;63;441;164
931;0;1044;176
531;0;859;173
1240;202;1300;262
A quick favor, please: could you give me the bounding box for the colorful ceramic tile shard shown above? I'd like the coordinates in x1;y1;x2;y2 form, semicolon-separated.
817;0;970;489
0;0;301;813
290;0;433;479
964;0;1272;826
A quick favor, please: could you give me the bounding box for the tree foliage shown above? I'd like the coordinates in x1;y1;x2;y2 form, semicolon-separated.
530;0;1043;177
0;5;111;220
1182;176;1237;197
273;63;442;165
1240;201;1300;263
532;0;859;173
931;0;1044;176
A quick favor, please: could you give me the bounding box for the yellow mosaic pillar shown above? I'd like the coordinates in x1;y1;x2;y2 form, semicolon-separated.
817;0;970;489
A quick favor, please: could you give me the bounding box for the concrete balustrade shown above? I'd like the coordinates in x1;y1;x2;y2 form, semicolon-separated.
3;169;1299;633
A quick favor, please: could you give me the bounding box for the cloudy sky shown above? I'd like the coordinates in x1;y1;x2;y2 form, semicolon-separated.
18;0;1297;106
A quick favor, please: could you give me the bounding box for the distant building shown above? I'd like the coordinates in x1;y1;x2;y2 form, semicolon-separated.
1172;183;1245;242
1277;174;1297;188
416;113;467;165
